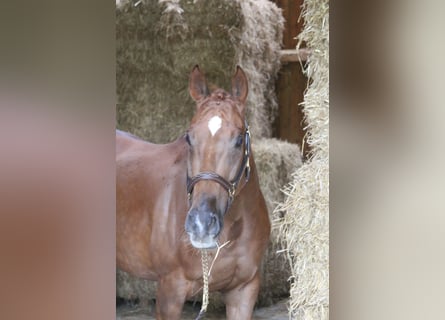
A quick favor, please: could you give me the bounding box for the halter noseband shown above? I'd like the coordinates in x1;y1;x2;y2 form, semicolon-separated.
186;120;251;210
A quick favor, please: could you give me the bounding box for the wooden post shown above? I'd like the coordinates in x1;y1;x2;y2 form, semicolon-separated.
271;0;309;158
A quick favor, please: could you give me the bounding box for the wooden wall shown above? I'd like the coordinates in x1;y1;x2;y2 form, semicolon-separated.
271;0;309;157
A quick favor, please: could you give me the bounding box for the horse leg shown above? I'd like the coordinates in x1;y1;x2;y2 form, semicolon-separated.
155;273;189;320
224;272;261;320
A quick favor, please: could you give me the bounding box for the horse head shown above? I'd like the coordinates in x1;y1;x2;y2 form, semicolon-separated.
184;65;250;249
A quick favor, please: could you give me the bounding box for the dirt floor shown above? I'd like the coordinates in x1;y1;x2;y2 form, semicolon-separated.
116;299;289;320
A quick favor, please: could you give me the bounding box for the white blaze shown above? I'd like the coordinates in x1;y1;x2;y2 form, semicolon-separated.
208;116;222;136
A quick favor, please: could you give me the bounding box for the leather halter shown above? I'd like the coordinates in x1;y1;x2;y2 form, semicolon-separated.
186;120;251;210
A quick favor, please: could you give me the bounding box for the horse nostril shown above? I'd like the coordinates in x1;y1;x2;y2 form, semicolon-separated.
209;215;217;228
208;214;221;236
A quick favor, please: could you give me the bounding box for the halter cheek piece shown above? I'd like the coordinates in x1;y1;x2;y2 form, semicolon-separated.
186;120;251;210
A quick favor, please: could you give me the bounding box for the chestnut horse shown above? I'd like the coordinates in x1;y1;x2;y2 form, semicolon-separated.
116;66;270;319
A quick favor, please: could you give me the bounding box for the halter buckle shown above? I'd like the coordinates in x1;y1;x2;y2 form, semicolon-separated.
229;184;236;199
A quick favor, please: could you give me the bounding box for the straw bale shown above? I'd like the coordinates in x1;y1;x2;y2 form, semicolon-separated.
116;268;156;306
254;138;303;305
276;0;329;319
254;139;303;215
116;0;283;142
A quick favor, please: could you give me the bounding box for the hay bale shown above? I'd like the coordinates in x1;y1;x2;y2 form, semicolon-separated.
116;269;157;306
116;0;283;142
254;138;303;215
276;0;329;319
254;138;303;306
116;139;303;308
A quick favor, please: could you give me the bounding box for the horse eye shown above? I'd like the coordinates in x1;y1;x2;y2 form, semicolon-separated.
235;134;243;148
185;133;191;146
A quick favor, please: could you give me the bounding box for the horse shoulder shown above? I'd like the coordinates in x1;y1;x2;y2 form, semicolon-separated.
230;174;271;282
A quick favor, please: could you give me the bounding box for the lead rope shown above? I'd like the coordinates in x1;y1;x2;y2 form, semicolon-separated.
195;250;209;320
195;240;231;320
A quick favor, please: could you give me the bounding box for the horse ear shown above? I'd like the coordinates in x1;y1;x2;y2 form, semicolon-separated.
189;65;209;102
231;66;248;104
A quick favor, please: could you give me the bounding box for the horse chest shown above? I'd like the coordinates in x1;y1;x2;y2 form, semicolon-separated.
184;245;254;291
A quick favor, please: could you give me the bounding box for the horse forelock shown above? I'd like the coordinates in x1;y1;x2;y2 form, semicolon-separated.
196;89;236;108
193;89;244;130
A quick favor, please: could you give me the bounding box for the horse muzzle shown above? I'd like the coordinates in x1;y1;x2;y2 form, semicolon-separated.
185;207;222;249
